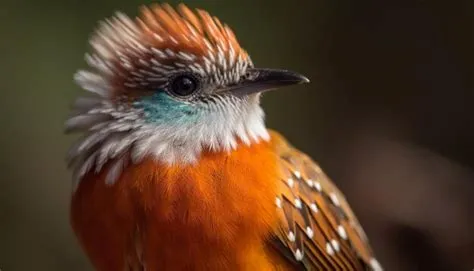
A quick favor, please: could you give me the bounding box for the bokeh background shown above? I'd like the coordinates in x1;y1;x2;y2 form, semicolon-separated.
1;0;473;270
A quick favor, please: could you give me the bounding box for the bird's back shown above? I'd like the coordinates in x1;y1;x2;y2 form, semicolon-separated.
71;130;380;271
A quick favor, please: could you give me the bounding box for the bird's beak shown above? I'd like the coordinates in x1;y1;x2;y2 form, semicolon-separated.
224;68;310;97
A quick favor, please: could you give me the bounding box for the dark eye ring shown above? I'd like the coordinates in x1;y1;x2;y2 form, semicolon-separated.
169;74;200;97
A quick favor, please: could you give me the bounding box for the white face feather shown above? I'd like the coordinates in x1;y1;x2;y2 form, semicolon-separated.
66;92;268;190
66;6;268;189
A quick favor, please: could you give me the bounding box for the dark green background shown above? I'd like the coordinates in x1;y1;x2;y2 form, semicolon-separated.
1;0;473;270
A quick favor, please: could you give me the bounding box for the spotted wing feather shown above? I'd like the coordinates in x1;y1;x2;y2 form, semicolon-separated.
269;131;382;271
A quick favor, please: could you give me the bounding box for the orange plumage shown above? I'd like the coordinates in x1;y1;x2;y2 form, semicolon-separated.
70;131;380;270
72;137;282;270
68;3;382;271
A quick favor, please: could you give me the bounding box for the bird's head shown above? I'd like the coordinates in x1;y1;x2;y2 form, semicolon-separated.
68;3;308;183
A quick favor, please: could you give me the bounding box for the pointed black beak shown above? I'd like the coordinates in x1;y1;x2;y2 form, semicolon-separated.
225;68;310;97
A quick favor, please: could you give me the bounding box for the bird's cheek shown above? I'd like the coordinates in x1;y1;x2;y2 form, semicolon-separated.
132;92;197;124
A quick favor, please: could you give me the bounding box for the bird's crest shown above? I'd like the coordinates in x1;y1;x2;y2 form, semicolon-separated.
75;3;252;99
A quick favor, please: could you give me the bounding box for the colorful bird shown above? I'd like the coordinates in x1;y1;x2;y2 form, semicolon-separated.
66;3;383;271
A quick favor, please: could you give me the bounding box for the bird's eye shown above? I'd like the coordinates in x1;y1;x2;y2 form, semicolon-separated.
169;74;199;97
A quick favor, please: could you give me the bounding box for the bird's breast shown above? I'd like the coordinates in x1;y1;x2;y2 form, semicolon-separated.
71;140;282;271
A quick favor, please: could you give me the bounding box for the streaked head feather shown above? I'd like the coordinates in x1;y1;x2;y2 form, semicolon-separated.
77;4;252;98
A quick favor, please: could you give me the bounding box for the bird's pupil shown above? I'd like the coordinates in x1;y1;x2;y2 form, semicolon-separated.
180;78;192;90
171;75;197;96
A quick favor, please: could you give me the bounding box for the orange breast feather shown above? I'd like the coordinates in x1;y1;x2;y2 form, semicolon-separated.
71;138;286;271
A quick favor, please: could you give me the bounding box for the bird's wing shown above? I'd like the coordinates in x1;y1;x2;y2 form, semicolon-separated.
267;130;382;271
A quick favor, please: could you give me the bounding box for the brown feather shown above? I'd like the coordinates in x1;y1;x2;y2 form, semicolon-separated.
267;130;380;270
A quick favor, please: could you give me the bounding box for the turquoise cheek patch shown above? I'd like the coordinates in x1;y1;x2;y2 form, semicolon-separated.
133;92;202;124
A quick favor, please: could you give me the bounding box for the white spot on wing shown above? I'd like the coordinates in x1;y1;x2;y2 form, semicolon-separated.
287;231;296;242
305;226;314;238
287;178;294;188
331;239;340;252
326;242;335;256
293;170;301;179
330;192;340;206
310;203;319;213
294;198;302;209
275;197;282;208
315;181;322;192
294;249;304;261
337;225;348;240
370;258;383;271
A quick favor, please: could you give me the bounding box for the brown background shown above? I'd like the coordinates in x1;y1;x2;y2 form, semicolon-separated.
1;0;473;270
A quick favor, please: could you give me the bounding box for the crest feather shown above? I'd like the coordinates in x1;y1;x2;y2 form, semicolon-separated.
76;4;251;98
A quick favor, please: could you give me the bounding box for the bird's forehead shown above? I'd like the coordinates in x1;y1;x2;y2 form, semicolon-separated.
86;3;252;97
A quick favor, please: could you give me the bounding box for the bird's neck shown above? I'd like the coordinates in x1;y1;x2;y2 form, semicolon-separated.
67;94;269;189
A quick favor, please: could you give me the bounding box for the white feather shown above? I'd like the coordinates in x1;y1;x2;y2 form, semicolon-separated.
65;114;110;133
74;71;110;97
105;158;124;185
71;97;103;112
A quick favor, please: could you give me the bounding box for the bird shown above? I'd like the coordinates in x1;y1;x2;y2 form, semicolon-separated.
66;3;383;271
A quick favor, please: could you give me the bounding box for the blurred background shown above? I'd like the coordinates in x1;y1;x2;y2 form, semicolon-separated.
1;0;473;270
